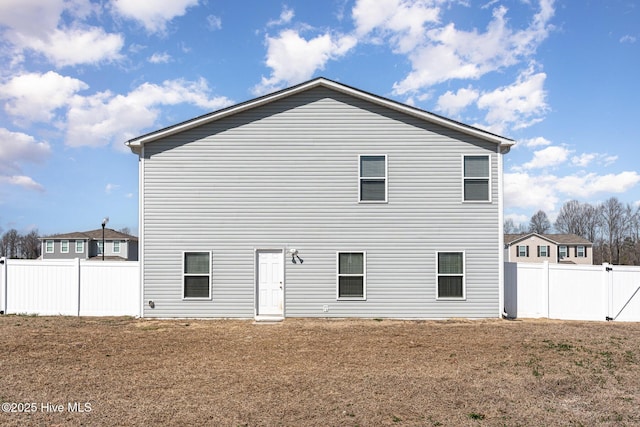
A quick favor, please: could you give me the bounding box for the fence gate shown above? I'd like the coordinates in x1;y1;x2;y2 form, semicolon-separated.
607;265;640;321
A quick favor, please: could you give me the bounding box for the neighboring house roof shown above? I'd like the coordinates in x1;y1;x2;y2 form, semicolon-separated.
504;233;592;246
40;228;138;241
126;77;515;153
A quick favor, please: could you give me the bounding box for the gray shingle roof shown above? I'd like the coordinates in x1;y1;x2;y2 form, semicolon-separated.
504;233;592;245
41;228;137;241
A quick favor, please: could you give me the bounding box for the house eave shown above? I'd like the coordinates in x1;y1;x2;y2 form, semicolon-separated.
126;77;514;154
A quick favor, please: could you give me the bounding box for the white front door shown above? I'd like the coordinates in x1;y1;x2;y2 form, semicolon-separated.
256;250;284;317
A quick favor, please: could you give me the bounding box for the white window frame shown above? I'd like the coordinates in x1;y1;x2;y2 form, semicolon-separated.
97;241;104;255
576;246;586;257
436;251;466;300
559;245;568;259
517;245;528;257
462;154;491;203
183;251;212;300
75;240;84;253
45;240;54;253
113;240;121;253
538;245;549;257
61;240;69;253
336;251;367;300
358;154;388;203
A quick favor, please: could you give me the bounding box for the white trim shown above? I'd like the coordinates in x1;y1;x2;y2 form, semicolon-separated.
126;78;514;152
336;251;367;300
435;250;466;300
462;154;491;203
75;240;85;254
182;251;213;300
61;240;69;253
358;154;388;203
254;248;285;319
497;146;505;317
138;146;145;317
45;240;54;254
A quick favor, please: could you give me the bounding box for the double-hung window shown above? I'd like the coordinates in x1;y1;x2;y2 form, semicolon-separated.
113;241;121;253
61;240;69;253
436;252;465;299
45;240;54;253
517;245;529;257
538;245;549;257
359;155;387;202
576;246;586;257
75;240;84;253
337;252;366;299
183;252;212;299
463;155;490;201
559;245;568;259
97;241;104;255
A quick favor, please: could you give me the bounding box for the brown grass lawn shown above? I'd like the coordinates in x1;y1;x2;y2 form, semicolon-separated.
0;316;639;426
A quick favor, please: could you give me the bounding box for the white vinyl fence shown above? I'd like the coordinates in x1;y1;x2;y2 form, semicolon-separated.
0;258;140;316
505;261;640;322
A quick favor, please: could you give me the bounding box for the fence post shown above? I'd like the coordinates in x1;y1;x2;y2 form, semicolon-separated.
543;260;550;318
1;257;6;315
76;258;81;317
602;263;612;320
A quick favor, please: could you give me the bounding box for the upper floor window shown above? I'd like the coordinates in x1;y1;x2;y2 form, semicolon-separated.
61;240;69;253
463;155;490;202
113;241;121;253
576;246;586;257
45;240;54;253
538;245;549;257
75;240;84;253
559;245;568;259
359;155;387;202
517;245;529;257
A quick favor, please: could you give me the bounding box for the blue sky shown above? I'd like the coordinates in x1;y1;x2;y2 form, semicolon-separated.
0;0;638;236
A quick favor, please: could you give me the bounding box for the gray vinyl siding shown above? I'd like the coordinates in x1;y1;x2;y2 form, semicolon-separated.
141;87;501;318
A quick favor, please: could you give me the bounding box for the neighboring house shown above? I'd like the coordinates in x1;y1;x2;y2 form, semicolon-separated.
126;77;514;319
41;229;139;261
504;233;593;265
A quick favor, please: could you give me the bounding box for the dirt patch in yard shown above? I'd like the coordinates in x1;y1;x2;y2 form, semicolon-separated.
0;316;639;426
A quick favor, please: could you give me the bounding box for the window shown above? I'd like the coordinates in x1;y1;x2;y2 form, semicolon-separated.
517;245;529;257
359;155;387;202
463;155;490;201
337;252;366;299
183;252;211;299
75;240;84;253
113;241;121;253
559;245;568;259
45;240;54;253
538;245;549;257
576;246;586;257
61;240;69;253
97;241;104;255
437;252;465;299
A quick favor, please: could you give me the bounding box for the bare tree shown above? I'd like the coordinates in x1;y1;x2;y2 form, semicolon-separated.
600;197;625;264
554;200;587;237
529;210;551;234
21;230;41;259
504;219;516;234
0;229;20;258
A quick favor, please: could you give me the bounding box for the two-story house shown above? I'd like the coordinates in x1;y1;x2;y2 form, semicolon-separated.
40;229;138;261
126;77;514;319
504;233;593;264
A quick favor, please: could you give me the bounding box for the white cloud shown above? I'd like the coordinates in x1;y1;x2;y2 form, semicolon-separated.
556;172;640;199
436;86;479;116
476;65;548;133
571;153;596;168
352;0;440;53
390;1;555;94
522;145;570;169
518;136;552;148
0;0;65;38
267;6;295;27
0;71;88;123
110;0;200;33
253;29;357;94
65;78;233;148
105;183;120;194
207;15;222;31
504;172;559;212
149;52;172;64
620;35;637;43
0;128;50;192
